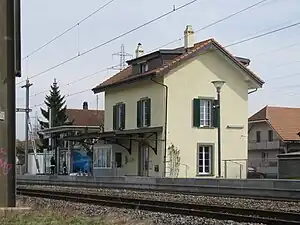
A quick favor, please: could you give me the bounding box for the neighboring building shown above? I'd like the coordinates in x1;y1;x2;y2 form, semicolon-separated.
92;25;264;179
248;106;300;178
37;102;104;174
65;102;104;127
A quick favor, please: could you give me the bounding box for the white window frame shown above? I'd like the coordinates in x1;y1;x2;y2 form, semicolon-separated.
140;62;148;73
197;145;212;175
93;145;112;169
200;99;212;127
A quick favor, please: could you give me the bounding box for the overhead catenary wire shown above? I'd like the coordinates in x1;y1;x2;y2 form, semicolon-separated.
31;19;300;109
16;0;201;86
28;20;300;100
25;0;272;99
22;0;117;61
29;64;118;98
149;0;270;52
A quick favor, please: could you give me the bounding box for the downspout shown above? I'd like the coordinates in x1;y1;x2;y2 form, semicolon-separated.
150;76;168;177
248;88;257;95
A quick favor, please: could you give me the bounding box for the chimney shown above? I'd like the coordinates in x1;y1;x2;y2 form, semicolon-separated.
135;43;144;58
83;101;88;110
184;25;195;49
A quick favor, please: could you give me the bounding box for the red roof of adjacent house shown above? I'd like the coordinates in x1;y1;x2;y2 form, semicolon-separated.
65;109;104;126
93;38;264;93
249;106;300;141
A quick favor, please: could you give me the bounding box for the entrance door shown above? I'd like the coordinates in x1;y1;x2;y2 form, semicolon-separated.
138;144;149;176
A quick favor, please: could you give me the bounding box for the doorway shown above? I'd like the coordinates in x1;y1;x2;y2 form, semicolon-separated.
138;144;149;176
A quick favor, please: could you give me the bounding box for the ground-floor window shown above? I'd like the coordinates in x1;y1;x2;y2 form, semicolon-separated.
93;145;112;169
197;145;212;175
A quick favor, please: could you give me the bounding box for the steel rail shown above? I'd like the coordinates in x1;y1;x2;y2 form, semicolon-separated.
17;188;300;225
17;180;300;202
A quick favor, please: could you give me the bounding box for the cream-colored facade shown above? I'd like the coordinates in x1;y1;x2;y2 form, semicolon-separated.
100;80;165;177
93;27;263;179
165;51;250;178
95;51;260;179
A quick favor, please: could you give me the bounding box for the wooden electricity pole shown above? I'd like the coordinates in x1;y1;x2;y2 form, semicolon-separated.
0;0;20;207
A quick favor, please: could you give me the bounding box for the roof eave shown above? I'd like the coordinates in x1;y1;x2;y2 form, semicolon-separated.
92;71;156;94
211;42;265;88
39;125;103;135
248;119;267;123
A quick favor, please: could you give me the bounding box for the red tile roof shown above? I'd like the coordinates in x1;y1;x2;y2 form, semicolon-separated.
65;109;104;127
249;106;300;141
93;38;264;92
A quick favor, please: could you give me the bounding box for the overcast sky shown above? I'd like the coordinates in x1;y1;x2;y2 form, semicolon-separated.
16;0;300;139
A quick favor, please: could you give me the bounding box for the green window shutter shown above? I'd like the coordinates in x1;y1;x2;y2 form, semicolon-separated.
212;100;219;128
137;100;142;128
113;105;117;130
120;103;125;130
145;98;151;127
193;98;201;127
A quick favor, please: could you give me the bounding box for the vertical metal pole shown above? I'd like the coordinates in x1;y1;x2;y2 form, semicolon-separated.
7;0;16;206
0;0;16;207
217;90;221;178
21;79;32;174
0;0;9;207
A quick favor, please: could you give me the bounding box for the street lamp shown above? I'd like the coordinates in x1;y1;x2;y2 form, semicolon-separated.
212;80;225;178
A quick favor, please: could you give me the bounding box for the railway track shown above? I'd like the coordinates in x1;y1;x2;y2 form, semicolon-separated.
17;188;300;225
17;180;300;202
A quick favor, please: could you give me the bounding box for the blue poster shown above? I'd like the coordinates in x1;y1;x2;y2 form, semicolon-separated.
72;150;92;173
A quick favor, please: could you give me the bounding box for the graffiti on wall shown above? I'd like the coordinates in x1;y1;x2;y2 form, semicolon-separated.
0;148;12;175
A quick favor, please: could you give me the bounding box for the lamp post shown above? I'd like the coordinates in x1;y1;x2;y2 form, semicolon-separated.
212;80;225;178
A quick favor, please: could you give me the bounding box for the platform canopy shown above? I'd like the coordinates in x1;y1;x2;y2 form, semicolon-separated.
38;125;103;138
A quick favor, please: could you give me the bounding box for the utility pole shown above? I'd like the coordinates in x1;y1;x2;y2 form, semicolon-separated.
0;0;20;207
112;44;132;71
21;79;33;174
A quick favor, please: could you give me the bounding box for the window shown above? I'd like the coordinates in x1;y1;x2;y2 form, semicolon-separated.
137;98;151;128
139;62;148;73
197;145;212;175
93;145;112;169
193;98;218;128
115;152;122;168
268;130;273;141
113;103;125;130
200;100;212;127
262;152;268;161
256;131;261;142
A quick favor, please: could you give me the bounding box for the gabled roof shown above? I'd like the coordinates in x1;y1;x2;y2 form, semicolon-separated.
249;106;300;141
93;38;264;93
65;109;104;126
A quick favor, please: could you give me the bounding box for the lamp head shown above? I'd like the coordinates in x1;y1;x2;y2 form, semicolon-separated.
212;80;225;92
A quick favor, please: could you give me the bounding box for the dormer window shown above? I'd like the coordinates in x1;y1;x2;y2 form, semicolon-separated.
139;62;148;73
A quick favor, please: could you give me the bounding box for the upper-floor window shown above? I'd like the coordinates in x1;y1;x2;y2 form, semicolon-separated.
197;145;213;175
137;98;151;128
193;98;218;128
256;131;261;143
268;130;273;141
113;103;125;130
139;62;148;73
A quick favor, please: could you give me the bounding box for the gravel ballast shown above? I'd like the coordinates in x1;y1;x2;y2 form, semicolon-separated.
17;196;265;225
18;185;300;213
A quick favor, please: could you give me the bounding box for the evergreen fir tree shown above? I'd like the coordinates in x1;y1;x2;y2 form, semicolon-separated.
38;79;71;151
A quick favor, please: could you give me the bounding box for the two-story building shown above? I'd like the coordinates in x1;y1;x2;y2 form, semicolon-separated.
92;25;264;178
248;105;300;178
